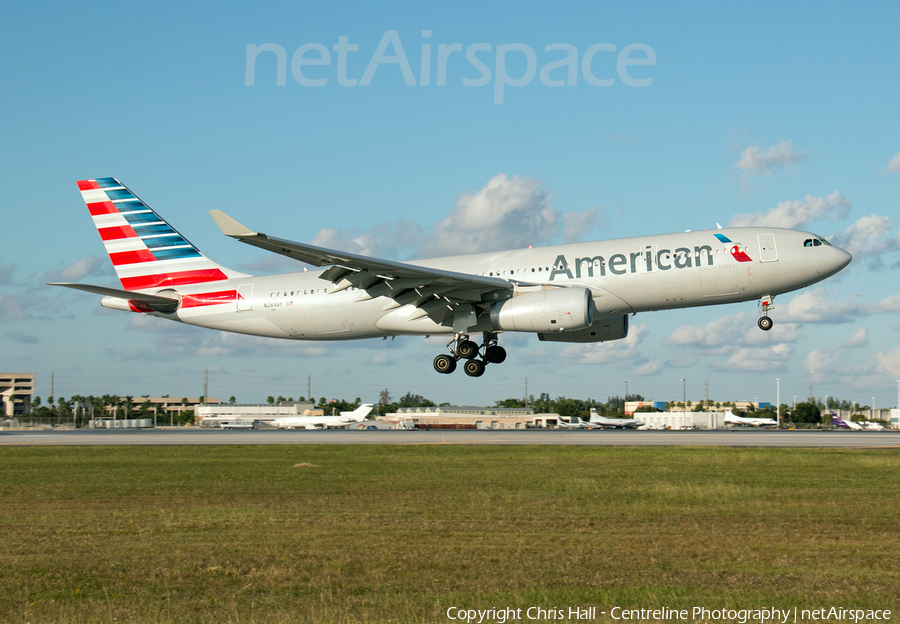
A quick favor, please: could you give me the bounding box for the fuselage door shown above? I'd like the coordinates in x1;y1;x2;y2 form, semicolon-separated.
236;283;253;311
758;233;778;262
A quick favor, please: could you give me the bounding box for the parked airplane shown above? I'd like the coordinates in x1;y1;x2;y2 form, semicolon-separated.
558;416;601;429
724;408;778;428
269;404;373;429
51;178;852;376
588;408;644;429
831;413;864;431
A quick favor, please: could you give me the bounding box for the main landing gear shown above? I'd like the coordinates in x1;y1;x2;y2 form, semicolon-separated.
758;295;774;331
433;332;506;377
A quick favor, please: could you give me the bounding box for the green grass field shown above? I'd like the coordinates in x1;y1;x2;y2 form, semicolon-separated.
0;445;898;623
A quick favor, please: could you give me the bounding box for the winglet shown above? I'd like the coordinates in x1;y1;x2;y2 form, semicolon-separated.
209;210;258;238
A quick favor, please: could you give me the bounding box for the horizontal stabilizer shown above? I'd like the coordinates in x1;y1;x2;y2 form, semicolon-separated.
48;282;181;313
48;282;180;304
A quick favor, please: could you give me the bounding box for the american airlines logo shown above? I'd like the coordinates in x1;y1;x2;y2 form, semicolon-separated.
548;237;752;281
245;30;656;104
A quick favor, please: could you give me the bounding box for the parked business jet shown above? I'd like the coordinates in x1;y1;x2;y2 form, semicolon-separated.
51;178;852;376
269;404;373;429
588;407;644;429
724;408;778;428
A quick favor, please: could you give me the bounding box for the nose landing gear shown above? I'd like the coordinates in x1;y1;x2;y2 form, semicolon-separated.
758;295;774;331
432;332;506;376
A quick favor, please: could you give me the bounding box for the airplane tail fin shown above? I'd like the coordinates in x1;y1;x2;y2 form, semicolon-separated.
589;408;601;423
76;178;246;291
349;404;374;419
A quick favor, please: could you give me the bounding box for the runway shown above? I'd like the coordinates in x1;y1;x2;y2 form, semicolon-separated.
1;428;899;448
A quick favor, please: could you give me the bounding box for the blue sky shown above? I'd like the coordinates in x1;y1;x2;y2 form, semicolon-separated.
2;1;899;409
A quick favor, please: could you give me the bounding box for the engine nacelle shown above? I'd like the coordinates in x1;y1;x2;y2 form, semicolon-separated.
490;287;592;333
538;314;629;343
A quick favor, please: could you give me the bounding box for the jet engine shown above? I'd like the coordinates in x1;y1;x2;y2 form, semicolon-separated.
538;314;629;343
490;287;592;333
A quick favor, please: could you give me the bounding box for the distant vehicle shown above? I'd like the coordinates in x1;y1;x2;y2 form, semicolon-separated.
724;408;778;428
221;422;254;430
588;408;644;429
270;404;374;430
831;413;864;431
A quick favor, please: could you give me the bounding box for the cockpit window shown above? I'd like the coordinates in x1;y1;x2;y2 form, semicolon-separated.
804;237;829;247
804;239;813;247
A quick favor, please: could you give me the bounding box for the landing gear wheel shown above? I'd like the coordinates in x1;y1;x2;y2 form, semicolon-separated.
433;354;457;374
463;359;486;377
758;316;773;331
456;340;479;359
484;345;507;364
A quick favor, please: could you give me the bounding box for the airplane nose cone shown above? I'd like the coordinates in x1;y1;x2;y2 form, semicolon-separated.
834;246;852;271
823;245;852;277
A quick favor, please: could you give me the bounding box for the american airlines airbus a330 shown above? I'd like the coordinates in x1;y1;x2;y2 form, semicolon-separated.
52;178;852;377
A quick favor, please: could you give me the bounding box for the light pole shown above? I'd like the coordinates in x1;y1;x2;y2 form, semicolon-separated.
776;378;781;429
681;378;686;428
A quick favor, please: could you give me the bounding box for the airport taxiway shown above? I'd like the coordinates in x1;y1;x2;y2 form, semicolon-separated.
1;429;898;448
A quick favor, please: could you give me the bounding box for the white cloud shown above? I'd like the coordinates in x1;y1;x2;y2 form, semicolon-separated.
0;263;16;285
664;312;799;351
429;174;560;255
736;140;807;179
634;358;662;376
804;348;840;383
311;219;429;260
43;253;110;283
663;312;801;373
883;151;900;175
773;290;900;326
839;347;900;389
720;343;793;373
0;293;35;320
123;315;331;360
780;289;865;324
304;174;604;260
557;322;646;365
728;190;851;228
841;327;868;348
829;214;900;269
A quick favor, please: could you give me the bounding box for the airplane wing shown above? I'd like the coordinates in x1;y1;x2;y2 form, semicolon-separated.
210;210;519;326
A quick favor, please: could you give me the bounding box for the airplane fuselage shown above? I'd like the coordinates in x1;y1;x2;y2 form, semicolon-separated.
114;226;848;341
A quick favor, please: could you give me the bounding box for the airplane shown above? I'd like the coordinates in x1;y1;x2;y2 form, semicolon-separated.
50;178;853;377
269;404;373;429
587;407;644;429
831;413;864;431
861;421;885;431
724;407;778;428
558;416;601;429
